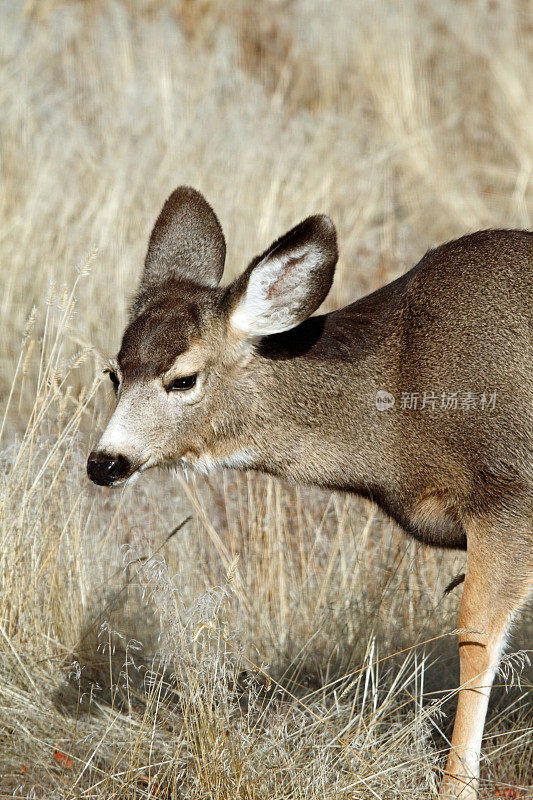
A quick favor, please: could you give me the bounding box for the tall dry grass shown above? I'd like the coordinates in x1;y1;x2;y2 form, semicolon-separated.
0;1;531;797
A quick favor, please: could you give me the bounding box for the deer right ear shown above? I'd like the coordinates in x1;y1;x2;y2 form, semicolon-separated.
227;214;337;338
135;187;226;308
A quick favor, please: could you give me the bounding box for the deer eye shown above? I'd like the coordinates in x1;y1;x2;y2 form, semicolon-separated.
105;369;120;391
167;374;197;392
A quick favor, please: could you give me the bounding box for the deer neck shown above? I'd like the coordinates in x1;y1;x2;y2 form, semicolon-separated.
229;300;402;495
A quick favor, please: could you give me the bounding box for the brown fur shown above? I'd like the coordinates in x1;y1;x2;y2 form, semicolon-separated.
88;187;533;799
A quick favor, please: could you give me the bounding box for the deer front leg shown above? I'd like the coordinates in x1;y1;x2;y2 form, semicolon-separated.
440;580;502;798
440;515;533;799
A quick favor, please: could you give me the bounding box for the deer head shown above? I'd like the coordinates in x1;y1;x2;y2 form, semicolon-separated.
87;186;337;485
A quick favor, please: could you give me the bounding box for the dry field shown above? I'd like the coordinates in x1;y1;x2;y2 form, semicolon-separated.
0;1;532;797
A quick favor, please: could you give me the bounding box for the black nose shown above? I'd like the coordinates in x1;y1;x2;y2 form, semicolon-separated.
87;452;131;486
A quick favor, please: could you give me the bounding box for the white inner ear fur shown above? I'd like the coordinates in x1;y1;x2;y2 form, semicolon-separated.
230;243;324;336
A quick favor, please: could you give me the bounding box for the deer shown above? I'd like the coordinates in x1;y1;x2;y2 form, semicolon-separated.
87;186;532;798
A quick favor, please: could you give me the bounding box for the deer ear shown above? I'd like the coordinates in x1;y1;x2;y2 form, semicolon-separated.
228;215;337;337
140;186;226;293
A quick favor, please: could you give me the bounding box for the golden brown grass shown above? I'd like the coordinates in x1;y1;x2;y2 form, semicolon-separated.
0;1;531;797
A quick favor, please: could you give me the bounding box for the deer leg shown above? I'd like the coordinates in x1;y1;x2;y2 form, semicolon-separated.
440;514;533;799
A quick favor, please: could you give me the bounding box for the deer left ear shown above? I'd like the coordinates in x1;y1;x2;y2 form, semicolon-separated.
134;187;226;312
227;214;337;337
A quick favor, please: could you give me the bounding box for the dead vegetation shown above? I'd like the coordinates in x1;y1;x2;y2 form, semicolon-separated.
0;1;531;797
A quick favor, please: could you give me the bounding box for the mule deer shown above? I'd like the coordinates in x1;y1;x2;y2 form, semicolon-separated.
87;186;532;798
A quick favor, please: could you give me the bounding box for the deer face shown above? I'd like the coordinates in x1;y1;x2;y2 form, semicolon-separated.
87;186;337;486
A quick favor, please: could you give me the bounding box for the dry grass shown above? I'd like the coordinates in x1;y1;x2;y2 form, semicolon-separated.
0;1;532;797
